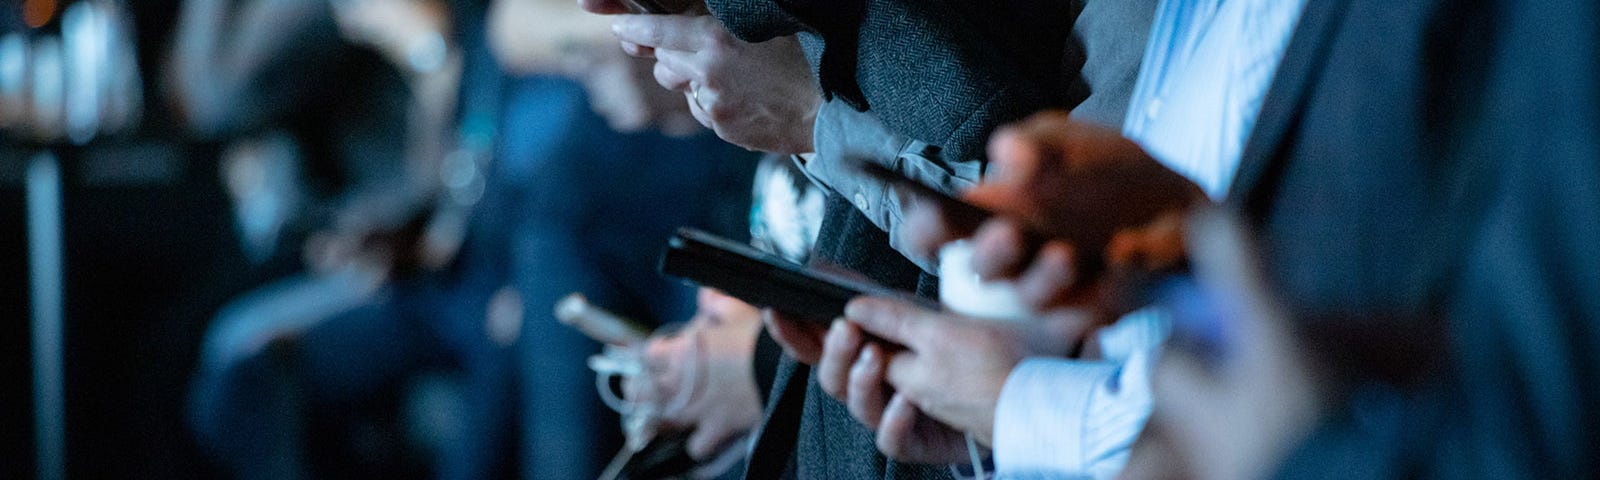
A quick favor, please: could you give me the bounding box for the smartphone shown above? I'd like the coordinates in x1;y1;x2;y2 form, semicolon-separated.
660;228;910;322
850;159;994;232
621;0;688;14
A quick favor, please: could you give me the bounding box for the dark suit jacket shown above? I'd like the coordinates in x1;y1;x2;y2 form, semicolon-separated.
704;0;1085;162
1229;0;1600;477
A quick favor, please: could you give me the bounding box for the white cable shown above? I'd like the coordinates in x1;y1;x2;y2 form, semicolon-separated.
966;433;988;480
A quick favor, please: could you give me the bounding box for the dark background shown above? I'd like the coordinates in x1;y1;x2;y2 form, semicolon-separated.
4;0;253;477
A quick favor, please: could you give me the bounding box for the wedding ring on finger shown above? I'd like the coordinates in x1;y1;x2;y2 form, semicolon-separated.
689;84;708;112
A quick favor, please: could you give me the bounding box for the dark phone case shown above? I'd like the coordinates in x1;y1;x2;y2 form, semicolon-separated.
660;228;903;322
622;0;683;14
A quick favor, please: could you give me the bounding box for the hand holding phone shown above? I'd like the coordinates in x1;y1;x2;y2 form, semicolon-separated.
659;228;922;322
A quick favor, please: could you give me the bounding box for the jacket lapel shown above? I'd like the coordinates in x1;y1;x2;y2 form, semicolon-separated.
1227;0;1356;206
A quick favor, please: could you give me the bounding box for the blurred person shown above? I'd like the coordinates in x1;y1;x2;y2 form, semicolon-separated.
485;3;762;478
175;1;468;478
169;0;441;275
1116;210;1326;480
486;0;700;136
1122;211;1530;480
188;2;759;480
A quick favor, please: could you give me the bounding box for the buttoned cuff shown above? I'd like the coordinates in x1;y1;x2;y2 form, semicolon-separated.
802;100;981;272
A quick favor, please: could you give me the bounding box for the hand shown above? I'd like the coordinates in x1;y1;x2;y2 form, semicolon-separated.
610;15;821;153
810;319;968;463
1124;209;1322;480
902;111;1203;314
761;308;828;365
832;297;1091;446
330;0;450;72
488;0;700;134
633;288;765;460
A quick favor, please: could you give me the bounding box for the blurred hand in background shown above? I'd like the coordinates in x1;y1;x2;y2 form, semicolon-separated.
628;288;765;460
489;0;702;135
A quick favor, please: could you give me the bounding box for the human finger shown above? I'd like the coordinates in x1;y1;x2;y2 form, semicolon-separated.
817;320;865;400
652;58;692;91
981;126;1044;189
1014;239;1078;309
969;218;1035;280
763;309;826;364
611;14;708;51
843;297;937;349
686;421;735;460
619;40;655;58
900;197;969;265
876;394;968;463
846;342;891;429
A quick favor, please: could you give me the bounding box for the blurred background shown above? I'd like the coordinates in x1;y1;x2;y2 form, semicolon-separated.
1;0;764;478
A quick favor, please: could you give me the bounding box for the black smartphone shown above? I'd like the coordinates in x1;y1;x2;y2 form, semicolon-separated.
850;160;994;232
660;228;910;322
621;0;685;14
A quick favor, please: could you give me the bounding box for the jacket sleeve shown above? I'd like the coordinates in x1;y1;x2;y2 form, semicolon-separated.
704;0;806;43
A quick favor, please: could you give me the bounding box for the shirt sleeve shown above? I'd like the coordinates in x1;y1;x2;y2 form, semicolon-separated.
801;99;983;272
992;311;1167;480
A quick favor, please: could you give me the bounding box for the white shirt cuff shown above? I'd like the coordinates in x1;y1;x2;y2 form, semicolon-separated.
993;358;1120;478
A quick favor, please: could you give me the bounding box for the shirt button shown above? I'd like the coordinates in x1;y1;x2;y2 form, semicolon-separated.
1146;98;1163;120
853;192;870;212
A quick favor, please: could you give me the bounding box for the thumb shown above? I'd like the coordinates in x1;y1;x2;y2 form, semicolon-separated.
686;422;734;460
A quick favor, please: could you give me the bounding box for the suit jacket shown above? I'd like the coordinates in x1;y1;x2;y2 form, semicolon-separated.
704;0;1086;162
1228;0;1600;477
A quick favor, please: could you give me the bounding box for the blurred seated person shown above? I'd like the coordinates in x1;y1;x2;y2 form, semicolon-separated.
187;0;758;479
168;0;451;273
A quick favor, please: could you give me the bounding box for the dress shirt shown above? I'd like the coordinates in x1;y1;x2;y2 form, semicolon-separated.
801;99;982;272
993;0;1308;478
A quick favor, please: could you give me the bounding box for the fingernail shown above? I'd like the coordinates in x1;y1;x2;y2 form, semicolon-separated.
844;300;864;319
